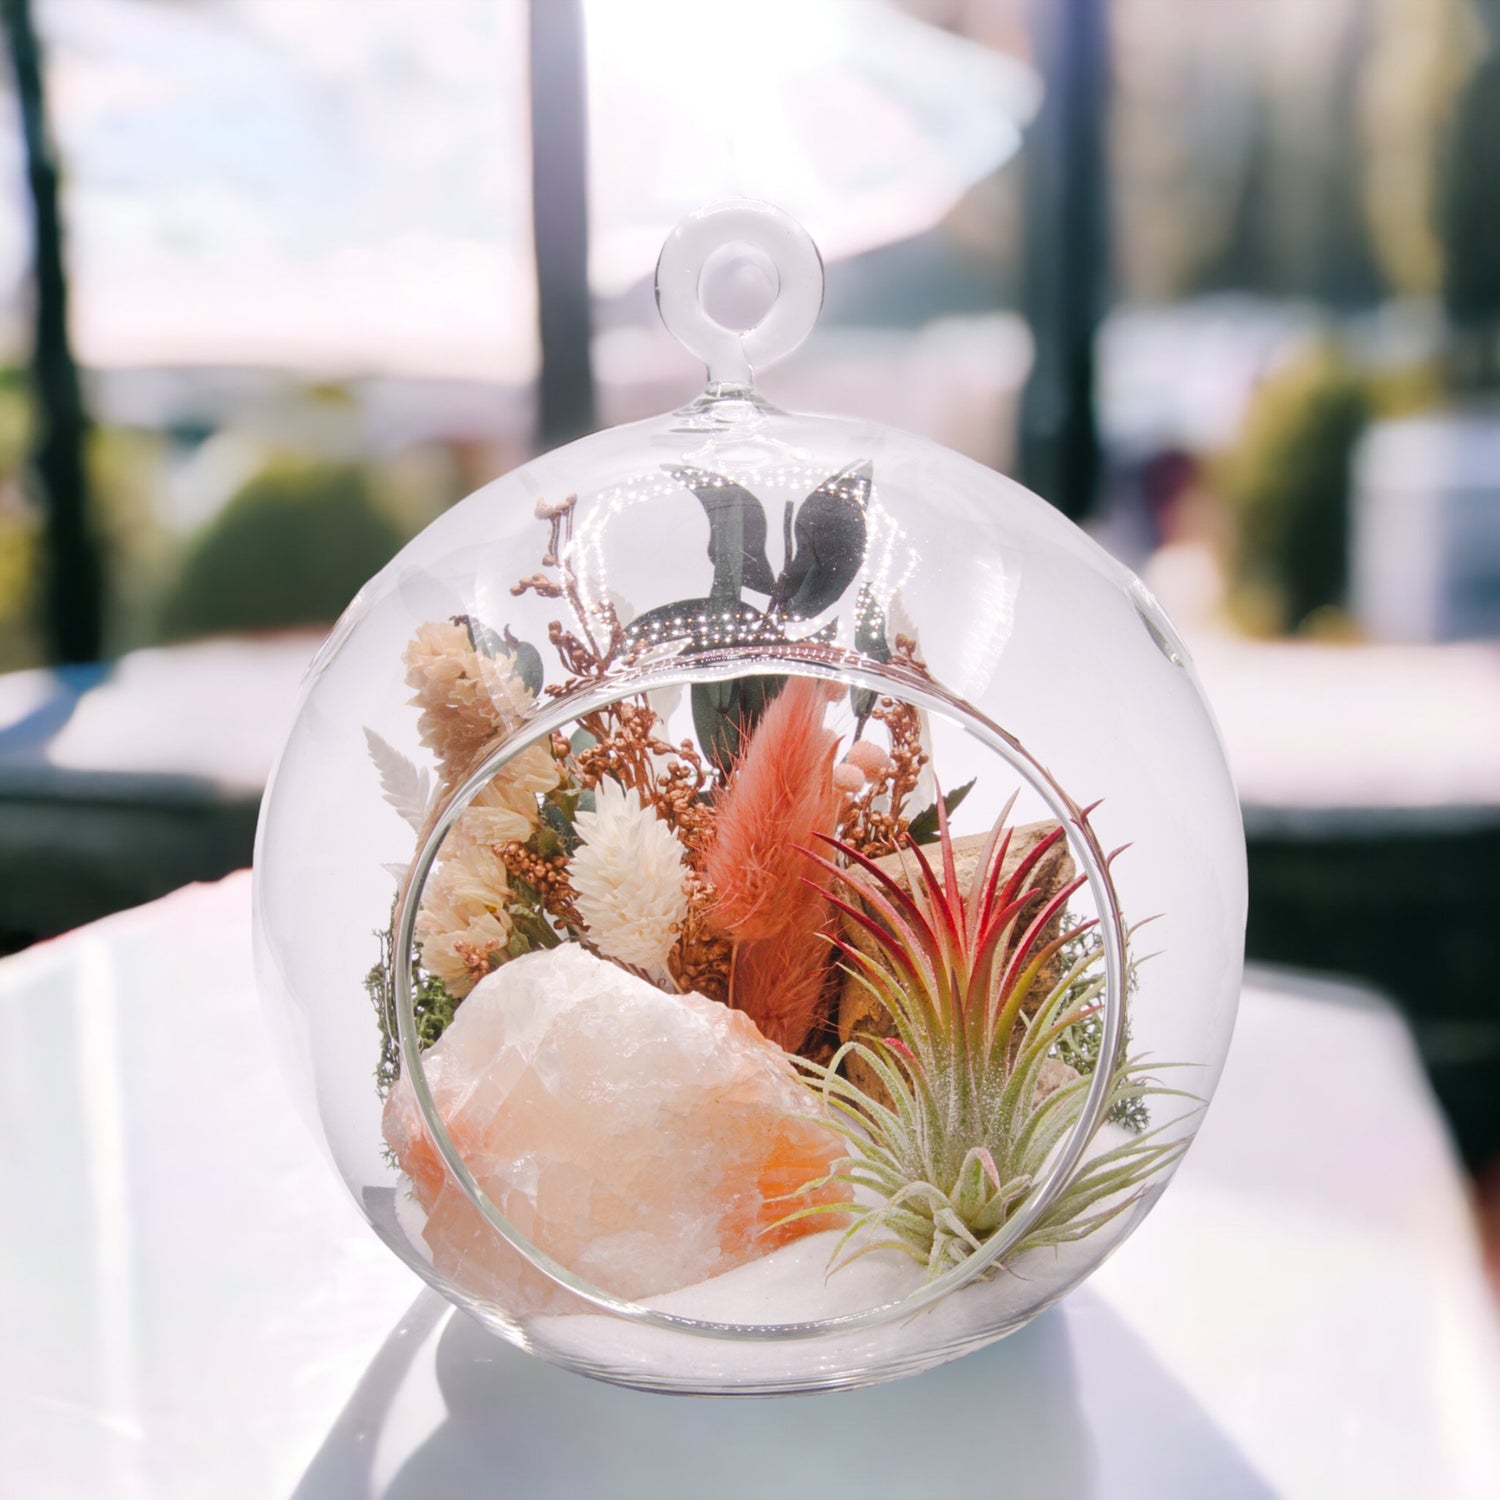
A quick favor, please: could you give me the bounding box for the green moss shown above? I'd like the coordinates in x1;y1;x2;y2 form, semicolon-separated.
1054;1010;1150;1133
1052;923;1149;1133
367;918;463;1099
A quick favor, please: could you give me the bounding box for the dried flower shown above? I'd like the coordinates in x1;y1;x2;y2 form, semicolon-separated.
667;869;732;1002
706;677;841;943
704;676;844;1053
832;763;865;793
403;620;535;785
835;696;926;858
500;840;583;931
459;744;562;844
570;778;689;981
414;819;515;997
843;739;893;781
411;660;564;996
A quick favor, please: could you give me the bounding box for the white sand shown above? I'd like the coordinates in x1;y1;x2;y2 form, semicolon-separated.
391;1122;1153;1390
525;1213;1140;1391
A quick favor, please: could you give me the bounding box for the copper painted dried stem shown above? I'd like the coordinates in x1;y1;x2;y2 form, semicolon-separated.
499;840;583;931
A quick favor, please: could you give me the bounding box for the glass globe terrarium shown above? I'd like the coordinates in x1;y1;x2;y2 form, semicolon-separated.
253;202;1245;1394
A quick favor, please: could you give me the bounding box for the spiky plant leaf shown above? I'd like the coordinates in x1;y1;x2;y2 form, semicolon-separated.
786;794;1196;1281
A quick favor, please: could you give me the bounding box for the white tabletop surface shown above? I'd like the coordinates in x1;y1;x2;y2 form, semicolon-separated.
6;625;1500;821
0;635;321;792
1189;632;1500;824
2;873;1498;1499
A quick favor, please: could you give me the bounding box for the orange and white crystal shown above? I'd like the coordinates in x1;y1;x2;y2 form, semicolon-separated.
382;944;851;1311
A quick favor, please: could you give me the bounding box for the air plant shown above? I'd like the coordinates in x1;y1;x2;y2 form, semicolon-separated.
786;793;1193;1280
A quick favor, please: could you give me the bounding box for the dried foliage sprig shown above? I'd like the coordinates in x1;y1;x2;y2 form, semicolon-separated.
510;494;628;691
783;794;1193;1279
499;839;583;932
836;699;926;858
669;870;733;1003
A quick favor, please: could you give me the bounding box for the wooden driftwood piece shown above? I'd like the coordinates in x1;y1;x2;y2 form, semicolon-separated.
836;820;1077;1110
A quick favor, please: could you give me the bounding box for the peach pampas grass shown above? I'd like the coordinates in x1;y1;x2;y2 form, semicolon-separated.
726;910;836;1056
705;675;843;1053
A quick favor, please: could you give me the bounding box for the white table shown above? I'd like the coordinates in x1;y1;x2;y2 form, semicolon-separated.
0;636;323;938
3;874;1498;1499
8;624;1500;824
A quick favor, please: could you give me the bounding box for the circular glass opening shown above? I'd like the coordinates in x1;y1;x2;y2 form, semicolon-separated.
372;648;1171;1344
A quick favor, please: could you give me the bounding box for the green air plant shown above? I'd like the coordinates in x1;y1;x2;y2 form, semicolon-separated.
787;794;1193;1280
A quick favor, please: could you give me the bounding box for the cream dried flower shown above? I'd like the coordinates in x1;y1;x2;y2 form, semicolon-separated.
403;620;535;785
413;747;562;994
410;715;561;995
460;743;563;844
570;778;689;982
415;816;515;998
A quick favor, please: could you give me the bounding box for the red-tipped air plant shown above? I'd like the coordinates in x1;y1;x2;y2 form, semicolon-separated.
780;789;1194;1280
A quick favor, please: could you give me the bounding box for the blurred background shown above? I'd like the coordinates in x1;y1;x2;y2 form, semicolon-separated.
1;0;1496;1278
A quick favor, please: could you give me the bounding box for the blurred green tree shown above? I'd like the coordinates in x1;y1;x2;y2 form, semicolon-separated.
1359;0;1475;299
159;457;406;640
0;367;39;670
1219;346;1371;634
1438;47;1500;387
1220;345;1440;635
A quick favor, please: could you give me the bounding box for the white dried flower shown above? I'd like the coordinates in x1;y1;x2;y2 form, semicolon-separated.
569;779;689;981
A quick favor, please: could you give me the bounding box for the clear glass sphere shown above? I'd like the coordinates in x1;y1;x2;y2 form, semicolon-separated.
253;207;1244;1395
